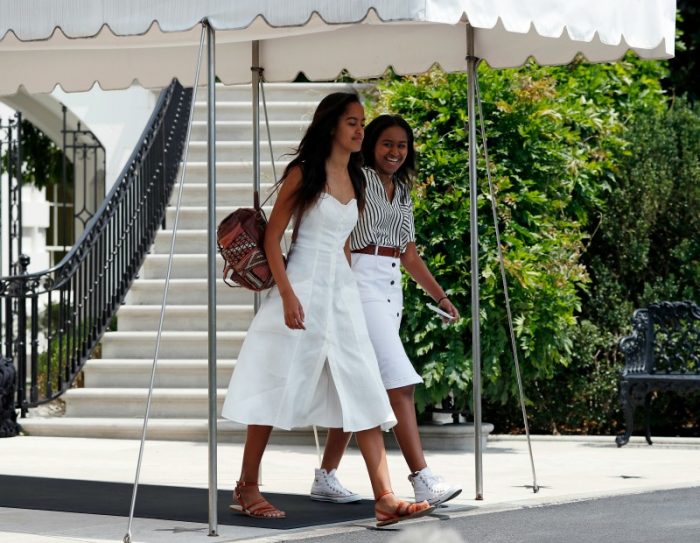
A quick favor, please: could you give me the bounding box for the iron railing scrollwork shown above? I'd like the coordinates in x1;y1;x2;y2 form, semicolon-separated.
0;113;24;276
0;80;192;416
61;105;106;232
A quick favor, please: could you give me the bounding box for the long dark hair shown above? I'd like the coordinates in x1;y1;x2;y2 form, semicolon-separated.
361;114;416;189
282;92;365;216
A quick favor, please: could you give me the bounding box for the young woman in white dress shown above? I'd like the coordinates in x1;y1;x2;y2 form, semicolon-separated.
310;115;462;507
221;94;433;526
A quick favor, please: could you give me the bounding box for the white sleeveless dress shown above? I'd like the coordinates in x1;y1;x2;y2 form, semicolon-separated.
221;194;397;432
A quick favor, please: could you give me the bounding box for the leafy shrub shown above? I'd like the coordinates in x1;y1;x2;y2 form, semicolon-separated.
575;98;700;435
366;56;670;427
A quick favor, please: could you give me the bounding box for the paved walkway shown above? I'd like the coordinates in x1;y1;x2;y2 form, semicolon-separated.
1;434;699;542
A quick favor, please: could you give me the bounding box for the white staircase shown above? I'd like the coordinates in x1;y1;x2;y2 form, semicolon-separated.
21;82;363;442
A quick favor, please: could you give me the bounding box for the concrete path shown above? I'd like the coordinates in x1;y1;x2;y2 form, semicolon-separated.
0;434;698;542
299;487;700;543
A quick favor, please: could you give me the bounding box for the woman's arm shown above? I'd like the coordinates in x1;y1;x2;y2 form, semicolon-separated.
400;242;460;320
264;166;305;329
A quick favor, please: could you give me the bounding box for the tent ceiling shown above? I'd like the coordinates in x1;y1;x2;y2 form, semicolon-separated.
0;0;676;94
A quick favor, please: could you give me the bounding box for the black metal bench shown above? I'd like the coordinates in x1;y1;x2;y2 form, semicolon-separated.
615;301;700;447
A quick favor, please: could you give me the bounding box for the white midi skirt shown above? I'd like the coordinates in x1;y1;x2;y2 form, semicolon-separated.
351;253;423;390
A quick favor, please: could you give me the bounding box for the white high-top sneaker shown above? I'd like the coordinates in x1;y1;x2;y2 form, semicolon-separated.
408;467;462;506
310;468;362;503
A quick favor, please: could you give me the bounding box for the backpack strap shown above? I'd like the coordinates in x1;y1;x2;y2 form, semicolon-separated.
291;213;300;244
256;182;283;212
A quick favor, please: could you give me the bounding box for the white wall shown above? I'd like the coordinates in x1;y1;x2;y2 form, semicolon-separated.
2;84;158;277
0;181;50;276
21;185;51;274
0;102;14;119
52;84;158;190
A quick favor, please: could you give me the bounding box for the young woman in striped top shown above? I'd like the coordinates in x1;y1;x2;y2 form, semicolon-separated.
310;114;462;506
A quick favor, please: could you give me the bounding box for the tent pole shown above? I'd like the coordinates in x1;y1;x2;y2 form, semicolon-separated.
252;41;262;314
205;19;219;537
466;23;484;501
251;39;263;485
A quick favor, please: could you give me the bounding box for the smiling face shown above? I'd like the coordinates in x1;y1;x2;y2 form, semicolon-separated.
373;125;409;180
332;101;365;154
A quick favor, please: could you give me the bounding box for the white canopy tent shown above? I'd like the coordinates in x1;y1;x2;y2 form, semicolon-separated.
0;0;676;538
0;0;674;94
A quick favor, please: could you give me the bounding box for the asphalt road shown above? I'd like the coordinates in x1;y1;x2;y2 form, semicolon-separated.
301;486;700;543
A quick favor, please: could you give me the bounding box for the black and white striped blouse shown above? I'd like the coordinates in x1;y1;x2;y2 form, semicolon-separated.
350;167;416;253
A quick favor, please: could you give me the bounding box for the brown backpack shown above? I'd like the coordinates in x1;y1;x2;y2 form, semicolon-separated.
217;205;275;291
217;190;298;291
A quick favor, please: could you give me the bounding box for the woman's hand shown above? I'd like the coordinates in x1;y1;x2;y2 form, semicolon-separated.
438;297;460;323
401;243;460;324
282;290;305;330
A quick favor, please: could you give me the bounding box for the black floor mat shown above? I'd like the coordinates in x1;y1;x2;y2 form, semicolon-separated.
0;475;375;529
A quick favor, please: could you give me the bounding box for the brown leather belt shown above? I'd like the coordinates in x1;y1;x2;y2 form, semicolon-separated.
351;245;401;258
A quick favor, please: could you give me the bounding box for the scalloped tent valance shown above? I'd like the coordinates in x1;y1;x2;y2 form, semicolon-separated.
0;0;676;94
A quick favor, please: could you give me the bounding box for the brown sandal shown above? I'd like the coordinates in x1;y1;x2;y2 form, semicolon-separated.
374;490;434;527
230;481;286;519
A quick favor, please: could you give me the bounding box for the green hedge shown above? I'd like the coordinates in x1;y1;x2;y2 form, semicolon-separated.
366;57;700;435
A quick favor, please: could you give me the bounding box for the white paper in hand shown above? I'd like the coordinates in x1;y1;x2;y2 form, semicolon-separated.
426;303;455;320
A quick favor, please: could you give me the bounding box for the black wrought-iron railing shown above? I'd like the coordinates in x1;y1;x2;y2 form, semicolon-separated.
0;112;24;276
2;105;107;270
0;80;192;415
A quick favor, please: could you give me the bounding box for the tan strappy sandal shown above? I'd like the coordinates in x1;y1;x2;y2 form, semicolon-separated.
230;481;286;519
374;490;434;527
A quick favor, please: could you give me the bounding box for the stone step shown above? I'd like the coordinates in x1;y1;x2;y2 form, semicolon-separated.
19;417;323;445
124;279;255;305
116;305;253;332
186;140;297;163
100;330;245;359
193;101;319;121
189;120;309;141
62;388;229;418
19;417;489;450
207;82;363;102
179;161;289;185
153;230;208;254
140;253;224;279
83;359;235;388
167;182;277;207
164;205;273;229
152;229;293;254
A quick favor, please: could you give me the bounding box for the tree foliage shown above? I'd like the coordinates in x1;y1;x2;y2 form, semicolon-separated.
667;0;700;102
365;55;695;434
1;119;68;191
